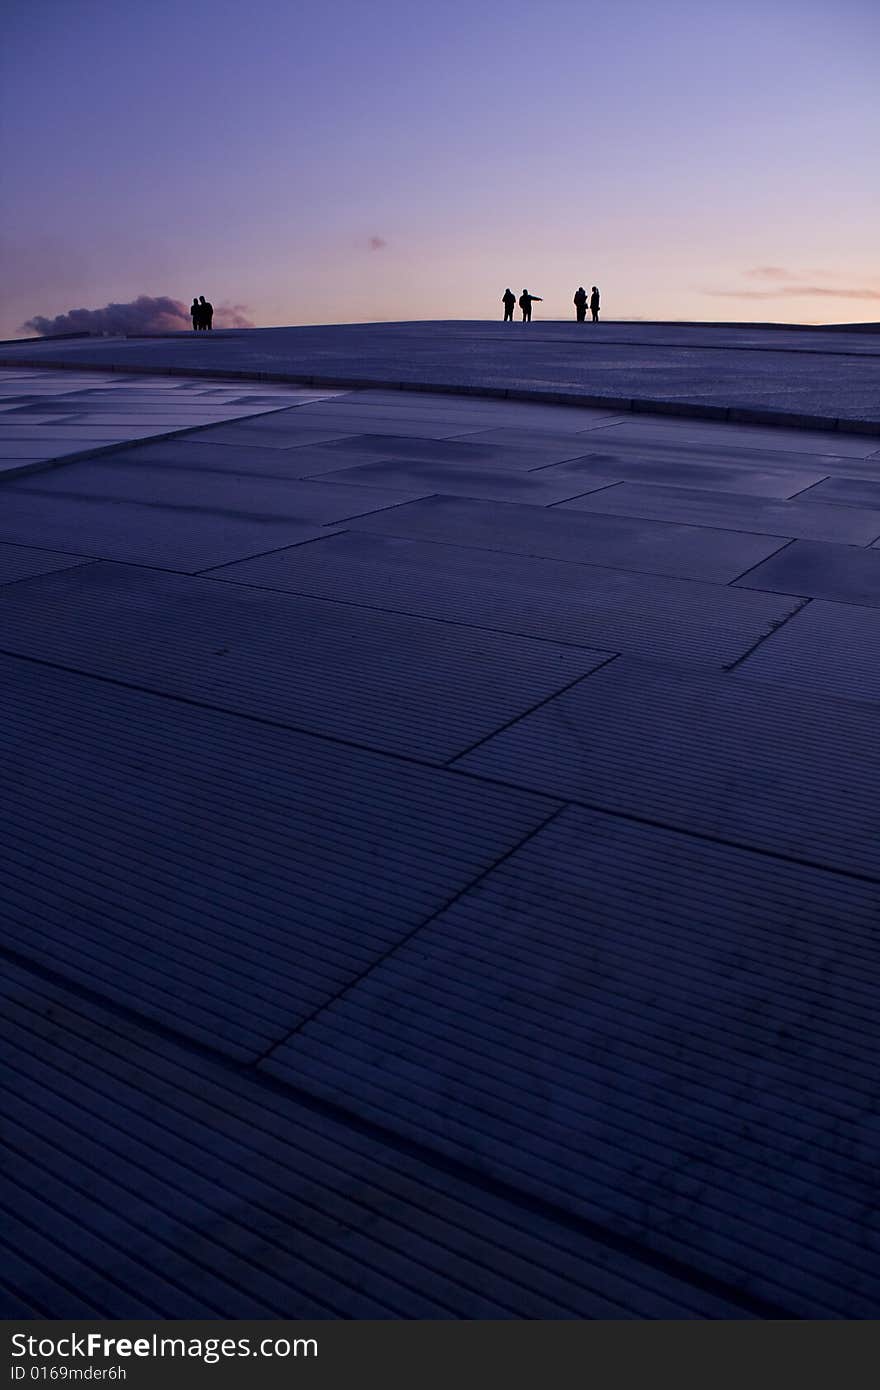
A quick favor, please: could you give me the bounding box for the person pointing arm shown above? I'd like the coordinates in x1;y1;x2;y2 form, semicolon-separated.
518;289;543;322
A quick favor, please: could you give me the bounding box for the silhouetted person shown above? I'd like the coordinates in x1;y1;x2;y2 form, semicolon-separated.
199;295;214;330
590;286;600;322
502;288;516;322
574;286;587;323
190;298;201;331
519;289;542;322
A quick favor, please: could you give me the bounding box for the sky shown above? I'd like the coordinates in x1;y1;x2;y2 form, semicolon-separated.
2;0;878;336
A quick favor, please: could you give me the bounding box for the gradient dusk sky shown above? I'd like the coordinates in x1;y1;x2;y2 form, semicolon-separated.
2;0;878;336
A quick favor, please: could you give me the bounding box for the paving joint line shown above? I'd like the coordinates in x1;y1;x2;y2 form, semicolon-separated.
724;584;878;612
444;653;622;766
448;765;880;886
722;596;812;671
725;537;798;587
787;475;832;500
251;802;569;1066
280;527;758;591
196;573;624;652
0;644;543;778
5;474;424;528
194;529;351;575
525;453;620;475
531;434;880;465
532;496;804;546
0;537;119;565
339;525;798;584
0;550;276;580
318;490;440;526
77;450;361;482
441;424;624;450
7;484;295;523
174;430;362;453
0;560;99;593
0;539;88;560
545;482;626;507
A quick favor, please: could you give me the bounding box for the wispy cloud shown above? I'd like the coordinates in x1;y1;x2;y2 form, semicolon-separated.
21;295;254;336
367;236;388;251
745;266;798;281
214;303;256;328
706;286;880;300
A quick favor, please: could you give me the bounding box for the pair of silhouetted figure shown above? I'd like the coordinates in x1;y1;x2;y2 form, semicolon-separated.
191;296;213;331
503;288;543;322
574;286;600;322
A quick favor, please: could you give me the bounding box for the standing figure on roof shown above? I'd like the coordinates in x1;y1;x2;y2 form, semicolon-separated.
519;289;542;322
590;285;600;322
199;295;214;330
502;288;517;322
573;286;587;323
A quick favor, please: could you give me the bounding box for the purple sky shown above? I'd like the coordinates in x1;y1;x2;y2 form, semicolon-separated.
2;0;878;335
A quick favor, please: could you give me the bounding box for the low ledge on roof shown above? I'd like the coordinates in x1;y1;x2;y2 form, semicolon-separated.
1;319;879;437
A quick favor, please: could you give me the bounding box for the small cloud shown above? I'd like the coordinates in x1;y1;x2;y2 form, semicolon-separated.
706;285;880;300
368;236;388;252
790;286;880;300
21;293;254;337
703;289;788;300
213;303;255;329
745;266;797;281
